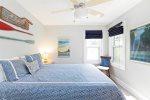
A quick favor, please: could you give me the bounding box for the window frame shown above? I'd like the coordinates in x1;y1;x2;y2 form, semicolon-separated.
84;39;102;64
109;22;126;70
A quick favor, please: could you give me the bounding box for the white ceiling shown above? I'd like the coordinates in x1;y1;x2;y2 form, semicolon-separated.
16;0;142;26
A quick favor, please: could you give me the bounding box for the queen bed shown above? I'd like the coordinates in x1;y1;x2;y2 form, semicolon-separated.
0;54;125;100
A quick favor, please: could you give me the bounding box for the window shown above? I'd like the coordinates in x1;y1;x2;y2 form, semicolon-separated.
84;39;102;64
110;34;125;70
108;21;126;70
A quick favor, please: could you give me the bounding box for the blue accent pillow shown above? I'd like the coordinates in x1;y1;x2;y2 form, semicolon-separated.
100;58;111;67
25;55;33;62
0;60;19;81
10;59;29;77
31;53;43;66
25;53;43;67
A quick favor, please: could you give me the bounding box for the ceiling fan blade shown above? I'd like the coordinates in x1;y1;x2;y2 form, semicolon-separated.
86;0;111;7
51;8;74;14
88;9;104;17
70;0;79;4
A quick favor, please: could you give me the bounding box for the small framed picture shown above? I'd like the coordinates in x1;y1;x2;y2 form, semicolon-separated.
58;38;70;58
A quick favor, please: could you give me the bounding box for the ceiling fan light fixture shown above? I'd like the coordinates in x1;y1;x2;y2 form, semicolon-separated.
74;7;88;21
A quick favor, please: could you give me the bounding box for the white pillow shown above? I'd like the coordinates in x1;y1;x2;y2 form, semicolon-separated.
0;57;19;60
19;56;26;61
0;64;7;82
20;56;25;59
9;57;20;60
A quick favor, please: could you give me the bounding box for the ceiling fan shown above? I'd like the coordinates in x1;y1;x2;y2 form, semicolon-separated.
51;0;111;21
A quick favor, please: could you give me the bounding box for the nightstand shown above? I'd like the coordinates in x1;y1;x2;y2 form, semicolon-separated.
43;61;55;64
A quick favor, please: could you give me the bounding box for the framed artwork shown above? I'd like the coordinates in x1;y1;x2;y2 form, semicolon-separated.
0;6;33;30
130;23;150;63
58;38;70;57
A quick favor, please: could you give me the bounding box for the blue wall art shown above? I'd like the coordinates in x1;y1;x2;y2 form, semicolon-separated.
130;23;150;63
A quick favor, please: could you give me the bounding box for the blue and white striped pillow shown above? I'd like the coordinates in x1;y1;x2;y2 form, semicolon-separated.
10;59;29;77
25;55;33;62
0;64;7;82
0;60;19;81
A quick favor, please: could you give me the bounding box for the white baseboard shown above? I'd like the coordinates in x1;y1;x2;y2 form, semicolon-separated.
111;75;149;100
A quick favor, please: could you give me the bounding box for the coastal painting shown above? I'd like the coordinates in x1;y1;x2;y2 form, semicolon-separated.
130;23;150;63
58;38;70;57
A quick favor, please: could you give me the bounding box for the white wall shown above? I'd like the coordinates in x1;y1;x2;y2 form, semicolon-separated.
109;0;150;99
0;0;46;59
44;25;108;64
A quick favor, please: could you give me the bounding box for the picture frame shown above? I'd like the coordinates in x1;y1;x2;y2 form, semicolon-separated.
58;38;70;58
130;23;150;63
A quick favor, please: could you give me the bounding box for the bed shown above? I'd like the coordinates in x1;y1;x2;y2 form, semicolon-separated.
0;64;125;100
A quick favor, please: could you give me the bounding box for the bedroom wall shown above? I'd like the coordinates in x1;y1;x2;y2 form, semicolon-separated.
0;0;46;59
44;25;108;64
109;0;150;99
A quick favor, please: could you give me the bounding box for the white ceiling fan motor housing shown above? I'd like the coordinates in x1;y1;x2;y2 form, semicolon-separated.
74;3;88;20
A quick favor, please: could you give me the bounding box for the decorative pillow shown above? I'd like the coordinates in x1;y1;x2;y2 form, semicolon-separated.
100;58;111;67
0;64;6;82
0;60;19;81
9;57;20;60
25;60;40;74
25;53;43;67
25;55;33;62
10;59;29;77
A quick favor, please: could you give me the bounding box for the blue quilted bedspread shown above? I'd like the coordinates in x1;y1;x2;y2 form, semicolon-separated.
0;64;125;100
